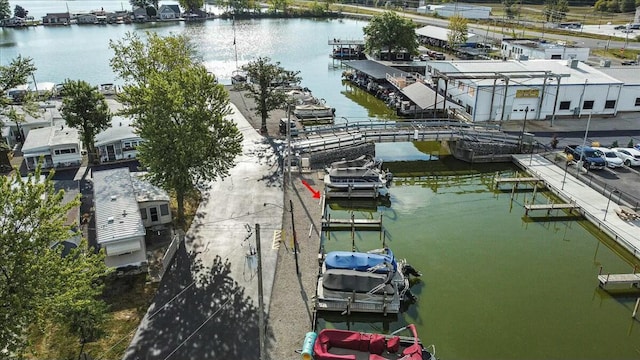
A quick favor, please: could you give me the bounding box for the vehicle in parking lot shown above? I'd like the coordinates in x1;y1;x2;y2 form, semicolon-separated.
564;145;607;170
612;148;640;166
621;60;638;65
614;25;627;29
592;147;624;168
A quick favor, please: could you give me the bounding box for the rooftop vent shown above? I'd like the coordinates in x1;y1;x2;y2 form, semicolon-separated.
110;195;117;201
567;59;579;69
600;59;611;68
122;209;127;216
107;216;114;223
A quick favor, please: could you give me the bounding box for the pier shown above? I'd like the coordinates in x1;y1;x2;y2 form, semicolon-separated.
524;202;580;216
598;273;640;289
321;213;383;231
513;154;640;260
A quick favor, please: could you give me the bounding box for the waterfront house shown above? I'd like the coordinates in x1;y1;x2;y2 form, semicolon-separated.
132;7;149;22
21;125;82;170
42;12;70;25
1;16;26;27
93;168;147;269
1;105;59;147
130;172;172;229
75;13;98;24
95;116;143;163
158;5;181;20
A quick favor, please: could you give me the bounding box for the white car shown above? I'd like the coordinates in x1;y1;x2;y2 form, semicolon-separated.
593;147;624;168
612;148;640;166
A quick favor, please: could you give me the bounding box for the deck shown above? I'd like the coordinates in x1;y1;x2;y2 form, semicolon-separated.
598;273;640;289
321;215;383;231
524;203;580;216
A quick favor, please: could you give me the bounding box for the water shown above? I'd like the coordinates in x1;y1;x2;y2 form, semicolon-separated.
2;6;640;358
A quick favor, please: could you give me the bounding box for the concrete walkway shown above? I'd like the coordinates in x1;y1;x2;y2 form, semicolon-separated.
123;104;284;360
514;154;640;259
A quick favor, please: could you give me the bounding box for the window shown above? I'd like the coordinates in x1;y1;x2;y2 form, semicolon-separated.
635;97;640;106
160;204;169;216
583;100;594;110
551;54;561;59
140;207;147;220
605;100;616;109
150;207;159;222
54;148;77;155
465;105;473;115
559;101;571;110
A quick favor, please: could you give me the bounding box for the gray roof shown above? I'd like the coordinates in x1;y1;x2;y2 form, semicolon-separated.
415;25;478;43
21;125;80;154
400;82;463;110
598;67;640;85
95;116;140;147
93;168;145;244
130;172;170;203
343;60;410;81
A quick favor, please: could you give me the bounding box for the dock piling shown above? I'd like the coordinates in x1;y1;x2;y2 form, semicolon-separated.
633;298;640;318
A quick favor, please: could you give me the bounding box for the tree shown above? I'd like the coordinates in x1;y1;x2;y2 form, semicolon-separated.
0;164;110;357
363;11;418;60
620;0;636;12
180;0;204;13
0;0;10;20
543;0;568;22
238;57;301;134
502;0;520;19
0;56;38;141
13;5;27;18
60;80;112;163
110;32;243;225
447;14;468;51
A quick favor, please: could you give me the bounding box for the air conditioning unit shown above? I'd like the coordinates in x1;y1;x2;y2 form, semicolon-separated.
600;59;611;67
567;59;579;69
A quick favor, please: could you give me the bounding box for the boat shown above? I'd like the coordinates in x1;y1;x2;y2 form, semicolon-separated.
313;324;435;360
331;46;365;60
330;154;382;170
293;96;335;120
315;249;420;314
99;83;117;96
324;167;392;191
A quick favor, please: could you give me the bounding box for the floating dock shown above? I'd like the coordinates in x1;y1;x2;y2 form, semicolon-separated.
598;273;640;289
524;203;580;216
321;214;382;231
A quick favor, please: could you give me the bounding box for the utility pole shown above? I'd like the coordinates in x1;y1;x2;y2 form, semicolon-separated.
290;199;299;275
255;223;265;360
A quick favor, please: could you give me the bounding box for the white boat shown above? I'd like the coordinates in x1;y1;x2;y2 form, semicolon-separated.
315;249;420;314
330;154;382;170
293;97;335;119
324;167;392;191
99;83;117;96
230;70;247;85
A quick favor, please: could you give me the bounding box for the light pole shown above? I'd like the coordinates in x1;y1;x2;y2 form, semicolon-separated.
603;189;618;221
576;111;592;180
520;105;529;152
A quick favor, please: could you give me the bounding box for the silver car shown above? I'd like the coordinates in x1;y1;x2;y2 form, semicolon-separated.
593;147;624;168
612;148;640;166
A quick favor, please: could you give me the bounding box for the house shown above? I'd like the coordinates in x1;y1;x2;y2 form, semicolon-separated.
130;172;172;228
93;168;147;269
75;13;98;24
1;16;26;27
95;116;143;163
426;59;625;122
42;12;70;25
21;125;83;170
158;5;181;20
1;105;60;147
132;7;149;22
500;38;590;62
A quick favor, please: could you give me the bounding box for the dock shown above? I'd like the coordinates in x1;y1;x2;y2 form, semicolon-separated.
325;187;382;200
321;214;383;231
597;273;640;289
524;202;580;216
494;177;541;185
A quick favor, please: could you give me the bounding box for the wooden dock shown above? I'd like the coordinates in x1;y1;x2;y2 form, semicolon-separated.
524;203;579;216
598;273;640;289
325;188;381;200
495;177;541;185
321;215;382;231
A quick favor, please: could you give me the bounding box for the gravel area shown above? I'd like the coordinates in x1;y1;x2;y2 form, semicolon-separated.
226;85;326;360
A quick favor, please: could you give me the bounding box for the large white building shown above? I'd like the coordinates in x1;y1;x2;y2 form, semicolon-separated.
417;3;491;19
500;38;590;62
426;59;630;122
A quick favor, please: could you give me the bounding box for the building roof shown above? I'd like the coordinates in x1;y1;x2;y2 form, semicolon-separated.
400;82;463;110
344;60;410;81
502;38;585;50
598;67;640;85
95;116;140;146
415;25;478;43
428;59;624;87
130;172;170;203
21;125;80;154
93;168;146;245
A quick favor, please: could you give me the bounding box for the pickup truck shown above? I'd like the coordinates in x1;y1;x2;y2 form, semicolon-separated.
564;145;606;170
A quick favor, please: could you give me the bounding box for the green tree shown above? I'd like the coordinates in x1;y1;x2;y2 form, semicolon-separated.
238;57;301;134
447;14;468;51
363;11;418;60
620;0;636;12
0;56;38;143
0;0;10;20
179;0;204;13
110;32;243;225
13;5;27;18
60;80;112;164
544;0;568;22
0;164;110;357
502;0;520;19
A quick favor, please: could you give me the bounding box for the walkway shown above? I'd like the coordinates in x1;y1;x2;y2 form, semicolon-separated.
514;154;640;259
123;104;284;360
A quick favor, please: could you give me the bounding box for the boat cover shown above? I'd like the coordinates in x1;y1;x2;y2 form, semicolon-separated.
324;250;397;273
322;269;395;295
314;329;386;360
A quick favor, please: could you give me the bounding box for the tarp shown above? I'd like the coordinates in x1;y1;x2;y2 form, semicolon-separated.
322;269;395;295
324;250;397;273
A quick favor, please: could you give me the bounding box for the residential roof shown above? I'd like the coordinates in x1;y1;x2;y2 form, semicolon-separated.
93;168;146;245
598;67;640;85
130;172;170;203
415;25;478;43
95;116;140;146
344;60;410;81
21;125;80;154
428;59;624;87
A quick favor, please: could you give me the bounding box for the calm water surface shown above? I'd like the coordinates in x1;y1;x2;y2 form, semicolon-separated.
3;5;640;358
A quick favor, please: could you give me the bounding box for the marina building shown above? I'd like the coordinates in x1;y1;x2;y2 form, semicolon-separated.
500;38;590;61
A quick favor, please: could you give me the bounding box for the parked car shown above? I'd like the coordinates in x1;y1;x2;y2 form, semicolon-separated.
592;147;624;168
612;148;640;166
621;60;638;65
279;118;299;137
614;25;627;30
564;145;607;170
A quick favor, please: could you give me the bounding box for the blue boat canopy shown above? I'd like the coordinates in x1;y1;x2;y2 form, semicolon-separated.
324;250;397;273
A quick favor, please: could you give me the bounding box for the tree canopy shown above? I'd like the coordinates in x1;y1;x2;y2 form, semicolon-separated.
110;32;243;225
179;0;204;13
502;0;520;19
543;0;568;21
363;11;418;59
60;80;112;163
0;56;38;132
238;57;301;134
447;14;468;50
13;5;27;18
0;165;110;357
0;0;10;20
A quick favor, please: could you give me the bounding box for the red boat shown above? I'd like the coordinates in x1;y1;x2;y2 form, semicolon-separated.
313;324;434;360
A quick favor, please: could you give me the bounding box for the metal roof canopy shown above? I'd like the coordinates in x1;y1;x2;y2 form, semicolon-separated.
432;69;571;81
344;60;411;81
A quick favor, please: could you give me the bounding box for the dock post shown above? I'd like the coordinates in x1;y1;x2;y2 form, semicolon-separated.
382;230;386;248
633;298;640;318
599;266;603;275
532;181;538;204
351;213;355;252
510;183;516;202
